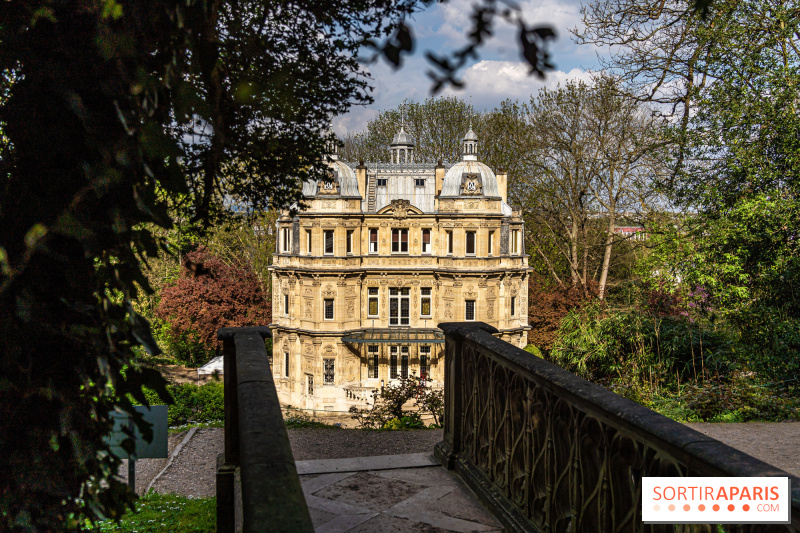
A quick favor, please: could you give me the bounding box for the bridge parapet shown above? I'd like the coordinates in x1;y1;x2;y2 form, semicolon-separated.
216;326;314;533
435;322;800;533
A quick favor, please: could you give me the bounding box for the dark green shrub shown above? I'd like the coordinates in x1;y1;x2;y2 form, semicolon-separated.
134;382;223;426
194;382;225;422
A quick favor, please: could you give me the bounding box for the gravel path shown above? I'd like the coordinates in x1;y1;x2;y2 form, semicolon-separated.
127;423;799;499
117;433;183;496
685;422;800;477
289;428;443;461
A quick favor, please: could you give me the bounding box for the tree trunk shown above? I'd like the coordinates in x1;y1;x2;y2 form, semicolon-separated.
597;215;616;300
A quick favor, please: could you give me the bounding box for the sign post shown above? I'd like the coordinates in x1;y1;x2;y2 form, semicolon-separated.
106;405;169;494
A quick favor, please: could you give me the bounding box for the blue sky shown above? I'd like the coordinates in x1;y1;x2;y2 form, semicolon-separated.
334;0;608;135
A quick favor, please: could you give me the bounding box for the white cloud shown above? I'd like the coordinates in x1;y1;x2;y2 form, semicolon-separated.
443;60;595;106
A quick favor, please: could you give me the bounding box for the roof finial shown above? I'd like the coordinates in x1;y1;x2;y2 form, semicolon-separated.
401;104;406;130
469;95;473;130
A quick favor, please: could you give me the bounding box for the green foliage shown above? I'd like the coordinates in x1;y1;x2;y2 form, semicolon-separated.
95;493;215;533
137;382;223;427
349;375;443;430
523;344;543;358
551;302;736;399
383;415;425;430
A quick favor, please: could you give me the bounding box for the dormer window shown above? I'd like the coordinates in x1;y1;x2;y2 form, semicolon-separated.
377;178;388;187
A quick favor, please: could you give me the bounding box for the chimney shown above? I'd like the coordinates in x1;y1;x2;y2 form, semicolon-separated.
434;160;445;211
496;169;508;204
356;160;367;200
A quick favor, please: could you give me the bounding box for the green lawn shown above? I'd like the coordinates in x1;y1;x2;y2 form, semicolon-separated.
95;493;214;533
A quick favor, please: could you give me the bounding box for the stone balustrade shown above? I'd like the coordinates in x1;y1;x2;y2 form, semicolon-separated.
435;322;800;533
216;326;313;533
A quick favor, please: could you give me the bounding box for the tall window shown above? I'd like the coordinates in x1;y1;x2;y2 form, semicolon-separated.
511;296;516;316
281;227;291;253
420;287;432;317
389;288;410;326
392;228;408;253
307;375;313;396
465;300;476;321
511;229;521;255
368;287;379;317
368;345;379;379
284;352;290;377
346;230;353;254
400;346;409;379
447;231;453;255
466;231;476;255
488;231;493;256
419;346;430;379
324;230;334;255
421;229;431;254
306;229;312;254
369;228;378;253
323;359;335;385
324;299;334;320
390;346;398;379
283;294;289;315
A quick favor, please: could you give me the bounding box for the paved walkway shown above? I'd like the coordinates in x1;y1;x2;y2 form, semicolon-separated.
297;453;502;533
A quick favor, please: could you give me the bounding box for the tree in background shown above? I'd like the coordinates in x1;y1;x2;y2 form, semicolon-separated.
155;247;271;366
582;0;800;384
340;97;476;163
509;77;666;299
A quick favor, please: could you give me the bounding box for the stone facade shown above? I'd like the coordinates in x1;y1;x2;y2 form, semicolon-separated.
269;126;530;412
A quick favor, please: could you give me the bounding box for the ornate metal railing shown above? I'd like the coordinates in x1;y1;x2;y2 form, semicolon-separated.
435;322;800;533
216;326;313;533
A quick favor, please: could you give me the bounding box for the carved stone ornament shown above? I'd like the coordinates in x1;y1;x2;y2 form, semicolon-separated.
349;200;359;209
444;287;454;299
322;200;335;209
444;302;453;319
317;170;340;195
304;286;313;296
464;286;477;298
322;284;336;298
345;285;356;296
393;278;405;287
460;173;483;195
324;344;335;353
347;301;355;318
486;300;495;319
304;299;312;318
390;199;412;219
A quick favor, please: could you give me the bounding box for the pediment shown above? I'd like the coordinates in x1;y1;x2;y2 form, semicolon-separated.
376;199;424;218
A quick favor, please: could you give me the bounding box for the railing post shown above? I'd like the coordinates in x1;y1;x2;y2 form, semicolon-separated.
435;322;499;470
